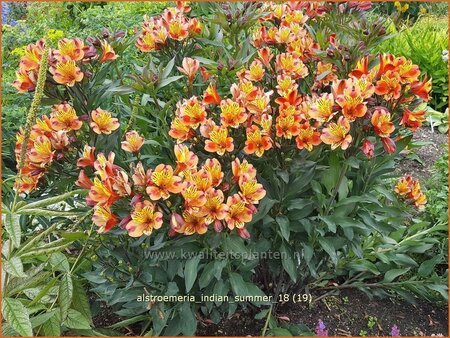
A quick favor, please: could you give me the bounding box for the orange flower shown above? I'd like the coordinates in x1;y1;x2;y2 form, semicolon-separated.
90;108;120;135
187;168;213;192
28;135;54;166
75;170;94;189
203;159;224;187
275;26;294;44
200;189;228;224
247;91;272;116
50;103;82;131
126;200;163;237
13;69;37;92
121;130;145;153
232;158;256;182
239;174;266;204
132;162;152;187
309;93;335;122
276;114;301;139
88;178;120;207
146;164;185;200
220;99;247;128
182;183;207;211
52;59;84;86
112;170;133;196
136;32;157;52
174;144;198;174
169;117;195;142
375;70;402;100
50;130;70;150
295;123;322;151
177;57;200;83
225;194;253;230
410;75;432;102
168;18;190;41
244;125;272;157
14;170;44;194
92;205;119;233
55;38;85;62
276;52;309;79
361;139;375;159
99;40;118;63
77;145;96;168
257;47;273;69
177;97;207;128
395;175;413;195
276;75;298;97
335;83;367;121
177;211;209;235
19;40;44;71
395;56;420;84
316;61;337;85
400;109;426;131
381;137;396;154
394;176;427;210
349;56;369;79
321;116;352;150
204;126;234;156
188;18;202;35
94;152;116;181
371;108;395;138
203;82;221;105
245;60;265;82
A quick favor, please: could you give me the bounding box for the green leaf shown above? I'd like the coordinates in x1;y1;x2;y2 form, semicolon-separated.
3;257;27;278
16;189;86;211
276;216;290;241
50;252;70;272
161;57;175;80
418;256;442;277
4;212;21;248
184;256;200;292
16;208;85;217
199;260;226;289
180;302;197;336
64;309;91;329
229;272;248;296
223;234;249;257
28;277;58;307
2;297;33;336
157;76;184;89
72;279;93;325
270;327;293;336
59;273;73;321
107;315;148;329
427;284;448;301
318;238;337;264
280;243;297;282
383;268;410;283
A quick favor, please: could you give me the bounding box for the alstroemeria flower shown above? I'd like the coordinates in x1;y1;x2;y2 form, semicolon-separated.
99;40;118;63
169;117;195;142
136;32;157;52
381;137;396;154
400;109;426;131
232;158;257;182
220;99;247;128
121;131;144;153
244;125;272;157
94;152;117;181
309;93;335;122
276;52;309;79
54;38;85;62
93;205;119;233
168;18;190;41
50;130;70;150
203;83;221;105
19;40;45;71
295;123;322;151
112;170;133;196
177;57;200;83
28;135;54;166
177;96;207;128
238;174;266;204
410;75;432;101
182;183;207;211
203;159;224;187
200;189;228;224
177;211;209;235
146;164;185;200
362;139;375;159
371;108;395;138
90;108;120;135
88;178;120;207
320;116;352;150
52;59;84;87
77;145;96;168
174;144;198;174
75;170;94;189
13;68;37;92
375;70;402;100
204;126;234;156
225;194;254;230
126;200;163;237
50;103;82;131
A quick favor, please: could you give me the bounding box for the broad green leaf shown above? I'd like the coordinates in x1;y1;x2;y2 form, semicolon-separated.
223;235;249;257
42;311;62;336
16;189;86;211
418;256;442;277
4;212;21;248
229;272;248;296
3;257;27;278
17;209;85;217
64;309;91;330
161;57;175;80
184;256;200;292
50;252;70;272
180;302;197;336
318;238;337;265
157;76;184;89
107;315;149;329
280;243;297;282
28;277;58;306
2;297;33;336
72;279;93;325
198;261;225;289
383;268;410;283
276;216;290;241
59;273;73;321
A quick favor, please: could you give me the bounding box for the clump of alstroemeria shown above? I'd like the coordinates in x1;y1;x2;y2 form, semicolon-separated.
75;141;265;239
136;0;201;53
13;36;118;92
394;175;427;210
14;103;83;193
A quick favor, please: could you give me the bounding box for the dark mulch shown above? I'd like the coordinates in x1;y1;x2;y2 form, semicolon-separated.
396;127;448;180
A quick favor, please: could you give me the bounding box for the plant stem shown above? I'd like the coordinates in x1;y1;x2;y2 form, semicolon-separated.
261;303;273;337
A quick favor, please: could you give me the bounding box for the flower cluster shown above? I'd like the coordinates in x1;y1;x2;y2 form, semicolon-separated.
13;37;117;92
14;103;83;193
76;143;265;238
394;175;427;210
136;1;201;53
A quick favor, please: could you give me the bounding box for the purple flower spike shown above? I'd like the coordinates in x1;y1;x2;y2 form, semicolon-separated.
315;319;329;336
391;324;400;336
